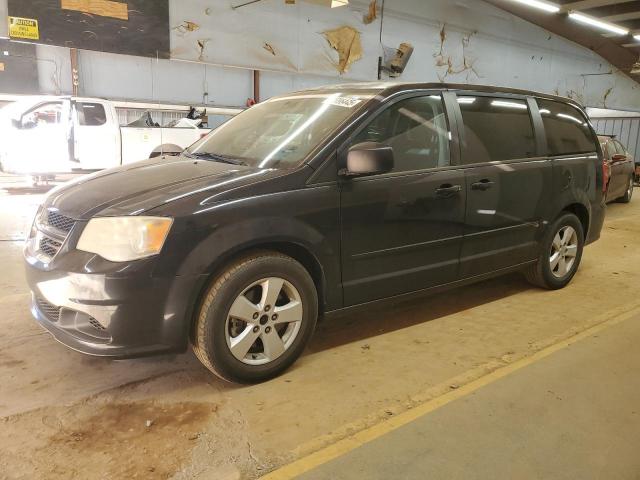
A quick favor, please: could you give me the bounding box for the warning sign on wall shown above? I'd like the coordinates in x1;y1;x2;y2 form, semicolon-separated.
8;17;39;40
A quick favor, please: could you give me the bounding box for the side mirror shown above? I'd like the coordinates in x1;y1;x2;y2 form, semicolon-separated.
611;153;626;163
341;142;394;177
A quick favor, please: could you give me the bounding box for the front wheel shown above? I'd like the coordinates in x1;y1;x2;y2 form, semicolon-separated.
524;213;584;290
192;252;318;383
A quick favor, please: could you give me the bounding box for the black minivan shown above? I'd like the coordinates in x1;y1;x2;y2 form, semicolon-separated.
25;83;606;382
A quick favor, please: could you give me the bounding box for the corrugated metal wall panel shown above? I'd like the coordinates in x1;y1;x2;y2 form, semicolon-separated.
592;117;640;161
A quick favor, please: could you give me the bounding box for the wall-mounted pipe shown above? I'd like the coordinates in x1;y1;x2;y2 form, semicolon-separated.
253;69;260;103
70;48;79;96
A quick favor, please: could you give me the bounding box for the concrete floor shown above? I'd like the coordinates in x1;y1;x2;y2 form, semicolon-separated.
1;173;640;479
295;312;640;480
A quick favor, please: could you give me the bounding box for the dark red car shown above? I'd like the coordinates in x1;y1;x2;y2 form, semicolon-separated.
598;135;634;203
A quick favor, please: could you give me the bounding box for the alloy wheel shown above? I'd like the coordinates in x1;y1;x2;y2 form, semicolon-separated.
549;226;578;279
225;277;303;365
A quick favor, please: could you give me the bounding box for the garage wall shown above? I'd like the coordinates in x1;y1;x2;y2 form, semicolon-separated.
169;0;640;110
0;39;39;94
2;0;640;112
0;0;6;39
591;116;640;160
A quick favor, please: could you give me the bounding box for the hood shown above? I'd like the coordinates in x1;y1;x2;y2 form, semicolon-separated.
45;156;279;219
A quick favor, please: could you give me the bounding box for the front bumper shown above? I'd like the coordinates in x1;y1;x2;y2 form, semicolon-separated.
25;250;206;358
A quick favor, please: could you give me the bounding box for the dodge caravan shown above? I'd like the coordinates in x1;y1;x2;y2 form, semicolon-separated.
25;83;606;383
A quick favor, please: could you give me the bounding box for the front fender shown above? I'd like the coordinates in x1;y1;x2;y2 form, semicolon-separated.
154;185;342;311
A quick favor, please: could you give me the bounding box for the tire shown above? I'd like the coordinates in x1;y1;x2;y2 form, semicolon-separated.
523;212;584;290
617;176;634;204
192;251;318;383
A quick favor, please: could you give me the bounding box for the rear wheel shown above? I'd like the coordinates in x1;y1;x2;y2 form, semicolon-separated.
524;213;584;290
192;252;318;383
617;176;634;203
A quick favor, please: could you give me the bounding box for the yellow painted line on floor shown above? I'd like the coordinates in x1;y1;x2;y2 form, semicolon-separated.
260;302;640;480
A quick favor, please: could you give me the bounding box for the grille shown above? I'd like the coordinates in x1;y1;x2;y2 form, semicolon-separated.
36;296;61;322
46;210;76;233
88;317;106;331
39;236;62;258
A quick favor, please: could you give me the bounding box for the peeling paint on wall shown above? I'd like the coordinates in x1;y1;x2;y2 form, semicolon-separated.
363;0;378;25
433;25;480;83
603;87;613;108
322;26;362;74
173;20;200;36
197;38;209;62
263;43;276;56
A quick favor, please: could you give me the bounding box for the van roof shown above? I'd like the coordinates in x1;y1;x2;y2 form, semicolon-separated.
299;82;584;108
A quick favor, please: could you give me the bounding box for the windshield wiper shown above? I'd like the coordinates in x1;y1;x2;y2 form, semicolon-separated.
184;151;248;166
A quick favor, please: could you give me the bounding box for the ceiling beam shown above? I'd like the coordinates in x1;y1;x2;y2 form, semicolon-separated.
603;12;640;22
561;0;638;12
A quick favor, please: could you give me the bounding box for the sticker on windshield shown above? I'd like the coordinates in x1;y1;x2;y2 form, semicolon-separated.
326;96;362;108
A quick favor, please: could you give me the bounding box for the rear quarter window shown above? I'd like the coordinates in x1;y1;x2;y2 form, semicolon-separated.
76;102;107;126
537;99;595;156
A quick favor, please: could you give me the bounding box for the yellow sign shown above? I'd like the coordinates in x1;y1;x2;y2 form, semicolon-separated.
8;17;39;41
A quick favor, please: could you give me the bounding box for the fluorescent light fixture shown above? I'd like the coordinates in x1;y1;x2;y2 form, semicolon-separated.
634;34;640;41
568;12;629;36
307;0;348;7
491;100;528;109
510;0;559;13
457;97;476;104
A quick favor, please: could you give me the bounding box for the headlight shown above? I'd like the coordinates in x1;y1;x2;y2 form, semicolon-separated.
29;205;43;239
77;216;173;262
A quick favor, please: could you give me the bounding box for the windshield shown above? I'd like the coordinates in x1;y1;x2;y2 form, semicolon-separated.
186;92;374;169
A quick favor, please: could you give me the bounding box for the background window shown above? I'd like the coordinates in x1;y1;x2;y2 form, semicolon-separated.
76;102;107;126
614;140;627;156
537;99;595;156
459;96;536;164
353;95;450;173
23;102;62;128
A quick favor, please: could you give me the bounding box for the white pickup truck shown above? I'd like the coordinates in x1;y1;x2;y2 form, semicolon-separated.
0;96;239;180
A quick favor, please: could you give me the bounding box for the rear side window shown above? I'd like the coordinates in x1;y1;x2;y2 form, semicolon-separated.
458;96;536;164
606;141;617;159
76;102;107;126
353;95;450;172
536;99;595;156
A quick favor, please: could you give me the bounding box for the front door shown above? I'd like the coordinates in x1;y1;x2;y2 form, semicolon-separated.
72;101;120;170
340;94;465;306
455;95;552;277
15;100;71;174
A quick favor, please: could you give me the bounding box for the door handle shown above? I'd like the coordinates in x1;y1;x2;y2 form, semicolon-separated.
435;184;462;197
471;179;495;191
